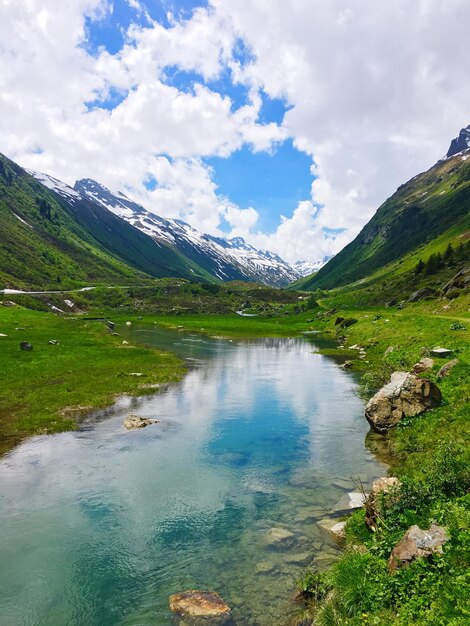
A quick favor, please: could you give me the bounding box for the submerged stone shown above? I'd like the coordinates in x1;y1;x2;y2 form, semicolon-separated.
169;590;231;619
262;527;296;550
123;415;158;430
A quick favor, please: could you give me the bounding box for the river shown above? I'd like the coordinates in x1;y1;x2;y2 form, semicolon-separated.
0;326;387;625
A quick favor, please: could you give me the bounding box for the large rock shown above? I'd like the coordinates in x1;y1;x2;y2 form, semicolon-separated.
365;477;401;530
169;590;231;620
365;372;442;433
20;341;33;351
123;415;158;430
388;524;449;572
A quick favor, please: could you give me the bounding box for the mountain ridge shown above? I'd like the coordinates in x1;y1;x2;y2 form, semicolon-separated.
74;178;304;287
300;125;470;291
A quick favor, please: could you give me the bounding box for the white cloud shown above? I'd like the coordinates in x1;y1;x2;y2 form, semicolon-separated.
209;0;470;261
1;0;469;265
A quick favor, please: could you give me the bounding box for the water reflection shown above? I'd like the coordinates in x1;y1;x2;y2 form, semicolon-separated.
0;331;386;626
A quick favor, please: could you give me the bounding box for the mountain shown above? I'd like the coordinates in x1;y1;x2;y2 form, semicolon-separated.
294;256;332;277
301;125;470;291
0;153;212;290
74;179;301;288
446;124;470;158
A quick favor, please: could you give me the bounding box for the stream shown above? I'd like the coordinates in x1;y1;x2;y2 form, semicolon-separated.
0;326;387;625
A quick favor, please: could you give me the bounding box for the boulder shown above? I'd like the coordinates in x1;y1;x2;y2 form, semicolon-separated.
0;300;16;307
388;524;449;572
106;320;115;330
20;341;33;351
341;360;353;369
334;317;345;326
365;477;401;530
169;590;231;620
412;357;434;374
408;287;437;302
365;372;442;433
437;359;458;379
48;339;59;345
123;415;158;430
431;347;453;358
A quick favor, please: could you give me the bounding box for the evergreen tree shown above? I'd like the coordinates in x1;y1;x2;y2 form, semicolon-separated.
444;243;454;264
415;259;425;274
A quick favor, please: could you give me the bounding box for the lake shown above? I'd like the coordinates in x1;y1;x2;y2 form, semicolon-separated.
0;326;387;625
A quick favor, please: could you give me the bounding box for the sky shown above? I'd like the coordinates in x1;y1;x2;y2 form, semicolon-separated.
1;0;469;264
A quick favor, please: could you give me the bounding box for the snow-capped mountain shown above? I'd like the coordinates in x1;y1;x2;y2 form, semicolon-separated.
73;178;302;287
294;256;332;277
446;124;470;158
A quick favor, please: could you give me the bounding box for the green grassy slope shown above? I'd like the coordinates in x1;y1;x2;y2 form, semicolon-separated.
0;154;213;289
301;153;470;291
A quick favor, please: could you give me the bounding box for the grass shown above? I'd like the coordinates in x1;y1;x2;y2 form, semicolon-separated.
0;305;185;455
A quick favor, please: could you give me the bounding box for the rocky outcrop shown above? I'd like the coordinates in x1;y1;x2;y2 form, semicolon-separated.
442;266;470;293
123;415;158;430
408;287;437;302
365;477;401;530
365;372;442;433
169;590;231;620
437;359;458;378
388;524;449;572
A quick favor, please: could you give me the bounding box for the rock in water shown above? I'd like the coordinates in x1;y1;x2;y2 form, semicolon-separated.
20;341;33;351
365;477;401;530
388;524;449;572
169;590;231;620
365;372;441;433
123;415;158;430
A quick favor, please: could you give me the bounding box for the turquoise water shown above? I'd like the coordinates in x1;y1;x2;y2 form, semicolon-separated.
0;328;387;625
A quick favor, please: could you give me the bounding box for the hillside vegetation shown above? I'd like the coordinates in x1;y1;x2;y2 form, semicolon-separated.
300;152;470;291
0;154;212;290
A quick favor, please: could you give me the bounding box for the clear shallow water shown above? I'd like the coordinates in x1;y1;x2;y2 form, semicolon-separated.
0;328;387;626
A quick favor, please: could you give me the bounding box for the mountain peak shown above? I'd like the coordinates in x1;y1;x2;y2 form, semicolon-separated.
446;124;470;158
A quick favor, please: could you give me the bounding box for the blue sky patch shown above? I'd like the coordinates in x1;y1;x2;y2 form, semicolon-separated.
206;139;314;233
